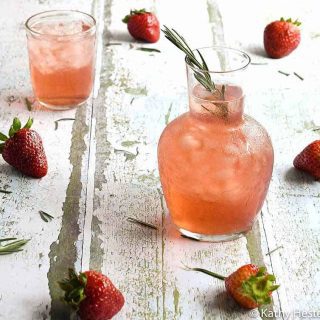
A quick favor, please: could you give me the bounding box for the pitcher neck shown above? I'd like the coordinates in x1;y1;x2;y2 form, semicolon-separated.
188;84;245;125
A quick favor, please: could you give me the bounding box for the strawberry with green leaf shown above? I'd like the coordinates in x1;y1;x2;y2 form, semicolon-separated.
0;117;48;178
59;269;125;320
186;264;279;309
123;9;160;43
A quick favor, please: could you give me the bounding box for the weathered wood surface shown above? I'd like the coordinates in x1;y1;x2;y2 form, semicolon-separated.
0;0;319;319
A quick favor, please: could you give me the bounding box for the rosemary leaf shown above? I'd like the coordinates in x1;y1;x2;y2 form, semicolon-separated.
0;238;30;255
0;189;12;194
266;245;283;256
136;47;161;53
127;217;158;230
54;118;75;130
162;26;216;94
106;42;122;46
293;72;304;81
278;70;290;76
39;210;54;222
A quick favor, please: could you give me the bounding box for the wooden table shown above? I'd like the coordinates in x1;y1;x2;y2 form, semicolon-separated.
1;0;320;319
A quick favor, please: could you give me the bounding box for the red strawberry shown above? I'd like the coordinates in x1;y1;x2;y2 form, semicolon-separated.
59;269;125;320
264;17;301;58
293;140;320;179
187;264;279;309
0;117;48;178
122;9;160;43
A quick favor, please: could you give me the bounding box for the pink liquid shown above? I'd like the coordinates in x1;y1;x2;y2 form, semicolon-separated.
158;85;273;235
27;21;95;108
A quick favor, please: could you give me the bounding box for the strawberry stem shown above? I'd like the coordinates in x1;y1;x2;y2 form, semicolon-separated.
184;266;226;280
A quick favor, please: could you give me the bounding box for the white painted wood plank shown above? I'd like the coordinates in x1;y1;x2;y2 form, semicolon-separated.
0;1;94;319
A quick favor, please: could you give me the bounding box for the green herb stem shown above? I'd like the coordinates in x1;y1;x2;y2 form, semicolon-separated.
293;72;304;81
39;210;54;222
54;118;75;130
0;238;30;255
278;70;290;76
136;47;161;53
162;26;217;94
127;217;158;230
0;189;12;194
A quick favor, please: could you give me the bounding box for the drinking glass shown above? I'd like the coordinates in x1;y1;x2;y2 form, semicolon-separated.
25;10;96;110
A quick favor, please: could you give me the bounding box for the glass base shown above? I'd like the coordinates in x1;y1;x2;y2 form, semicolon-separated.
179;227;247;242
39;99;87;111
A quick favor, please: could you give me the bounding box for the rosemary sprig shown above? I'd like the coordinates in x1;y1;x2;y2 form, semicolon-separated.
39;210;54;222
106;42;122;46
0;238;30;255
136;47;161;53
266;245;283;256
278;70;290;76
54;118;75;130
162;26;216;93
293;72;304;81
127;217;158;230
0;189;12;194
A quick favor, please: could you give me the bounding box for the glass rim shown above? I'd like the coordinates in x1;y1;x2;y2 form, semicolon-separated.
25;10;96;38
185;46;251;74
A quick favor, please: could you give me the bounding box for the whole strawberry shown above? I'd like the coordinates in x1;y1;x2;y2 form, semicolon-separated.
264;17;301;59
122;9;160;43
59;269;125;320
0;117;48;178
293;140;320;180
187;264;279;309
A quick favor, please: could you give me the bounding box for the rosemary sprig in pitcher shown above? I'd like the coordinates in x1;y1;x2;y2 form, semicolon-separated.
162;26;224;98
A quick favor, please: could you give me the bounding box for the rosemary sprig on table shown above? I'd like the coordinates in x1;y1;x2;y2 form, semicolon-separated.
278;70;290;76
162;26;217;94
136;47;161;53
293;72;304;81
0;238;30;255
39;210;54;222
127;217;158;230
0;189;12;194
54;118;75;130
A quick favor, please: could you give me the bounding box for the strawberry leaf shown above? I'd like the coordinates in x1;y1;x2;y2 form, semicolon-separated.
23;117;33;129
58;269;87;310
241;267;279;306
0;132;8;141
13;118;21;131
